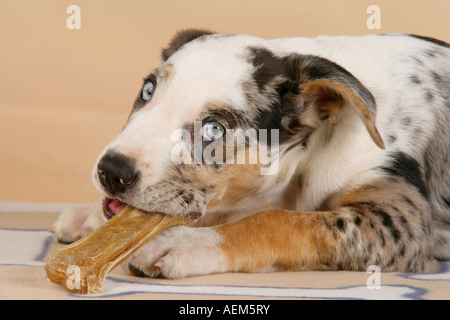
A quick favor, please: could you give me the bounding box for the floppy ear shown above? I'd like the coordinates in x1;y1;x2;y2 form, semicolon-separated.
280;55;385;149
161;29;215;61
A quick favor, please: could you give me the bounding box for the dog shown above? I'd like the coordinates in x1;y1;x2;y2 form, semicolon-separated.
52;30;449;278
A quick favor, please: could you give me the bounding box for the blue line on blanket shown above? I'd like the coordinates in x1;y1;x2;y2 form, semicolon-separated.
0;228;52;267
34;235;54;262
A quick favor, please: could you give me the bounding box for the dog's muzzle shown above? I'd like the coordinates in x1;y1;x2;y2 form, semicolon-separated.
96;150;205;221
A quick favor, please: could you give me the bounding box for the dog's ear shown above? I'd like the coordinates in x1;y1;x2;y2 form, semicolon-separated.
161;29;215;62
280;55;385;149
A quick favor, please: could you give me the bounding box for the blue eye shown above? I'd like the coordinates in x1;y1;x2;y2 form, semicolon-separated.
202;121;224;141
142;81;154;101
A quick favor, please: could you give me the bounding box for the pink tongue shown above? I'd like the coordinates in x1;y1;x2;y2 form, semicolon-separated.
108;199;128;215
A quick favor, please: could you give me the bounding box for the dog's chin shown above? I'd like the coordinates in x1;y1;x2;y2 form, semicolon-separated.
101;197;203;220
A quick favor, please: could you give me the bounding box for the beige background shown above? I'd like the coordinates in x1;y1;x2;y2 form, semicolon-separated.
1;0;449;204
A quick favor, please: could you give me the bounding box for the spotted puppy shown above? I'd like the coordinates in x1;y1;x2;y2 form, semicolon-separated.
52;30;450;278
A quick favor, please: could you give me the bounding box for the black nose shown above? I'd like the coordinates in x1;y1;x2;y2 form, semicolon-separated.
97;152;138;195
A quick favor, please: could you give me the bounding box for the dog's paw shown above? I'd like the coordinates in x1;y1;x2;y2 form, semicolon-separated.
126;226;227;279
49;202;106;243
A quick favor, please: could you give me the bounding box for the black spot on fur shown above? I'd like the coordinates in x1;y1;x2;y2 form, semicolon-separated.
161;29;215;61
176;189;185;197
399;244;406;257
413;57;424;66
402;195;418;210
383;256;396;269
175;189;195;205
247;47;288;91
443;196;450;207
200;185;215;193
431;72;442;84
399;216;414;239
410;75;421;85
182;192;194;205
424;49;439;58
346;201;403;242
255;105;283;131
346;200;377;211
254;103;289;144
401;117;411;126
425;90;434;102
335;218;347;231
300;132;312;148
387;135;397;144
378;229;386;247
381;152;429;199
371;207;401;242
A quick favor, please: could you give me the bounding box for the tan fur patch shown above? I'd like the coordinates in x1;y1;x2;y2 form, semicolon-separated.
216;210;339;272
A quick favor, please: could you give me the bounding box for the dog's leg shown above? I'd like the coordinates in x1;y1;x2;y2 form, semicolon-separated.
129;176;436;278
50;202;106;244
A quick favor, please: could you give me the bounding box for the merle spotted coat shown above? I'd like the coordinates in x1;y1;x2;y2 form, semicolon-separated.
53;30;449;278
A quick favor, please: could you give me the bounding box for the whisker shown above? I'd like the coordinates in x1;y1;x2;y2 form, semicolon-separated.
71;158;102;203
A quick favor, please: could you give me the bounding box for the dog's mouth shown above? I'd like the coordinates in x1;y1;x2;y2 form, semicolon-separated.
102;197;128;220
102;196;204;220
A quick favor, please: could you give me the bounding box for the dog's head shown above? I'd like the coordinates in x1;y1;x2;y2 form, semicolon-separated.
93;29;384;220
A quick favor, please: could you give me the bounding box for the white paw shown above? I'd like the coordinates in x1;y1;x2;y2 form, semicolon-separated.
126;226;227;279
49;202;106;243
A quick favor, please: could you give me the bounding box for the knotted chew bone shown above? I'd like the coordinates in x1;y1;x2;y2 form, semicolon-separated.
45;206;192;294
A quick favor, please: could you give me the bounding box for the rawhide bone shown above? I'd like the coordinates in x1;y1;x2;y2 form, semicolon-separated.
44;206;192;294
